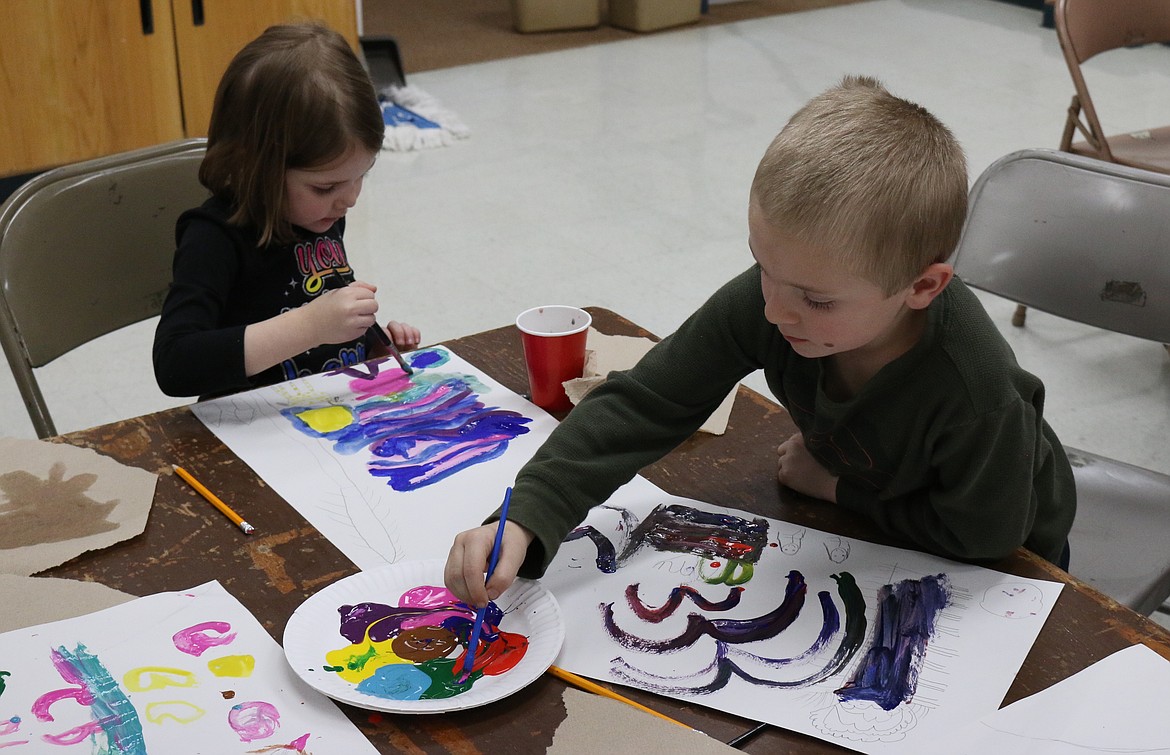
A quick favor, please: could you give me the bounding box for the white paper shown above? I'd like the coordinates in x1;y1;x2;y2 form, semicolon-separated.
542;490;1064;755
955;643;1170;753
0;581;377;753
192;346;559;570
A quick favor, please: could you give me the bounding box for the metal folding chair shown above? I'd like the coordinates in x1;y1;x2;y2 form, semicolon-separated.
952;148;1170;615
0;139;208;438
1014;0;1170;328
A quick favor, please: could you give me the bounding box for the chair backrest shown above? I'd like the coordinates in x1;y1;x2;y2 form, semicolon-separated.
951;149;1170;345
0;138;209;438
1056;0;1170;158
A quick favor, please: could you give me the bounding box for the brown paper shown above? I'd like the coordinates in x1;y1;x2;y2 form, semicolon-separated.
562;329;736;435
549;687;740;754
0;437;156;576
0;574;137;632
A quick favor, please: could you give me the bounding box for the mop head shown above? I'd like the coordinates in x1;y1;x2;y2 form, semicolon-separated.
380;84;470;152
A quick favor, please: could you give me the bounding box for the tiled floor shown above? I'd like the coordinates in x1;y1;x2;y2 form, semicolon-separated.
4;0;1169;615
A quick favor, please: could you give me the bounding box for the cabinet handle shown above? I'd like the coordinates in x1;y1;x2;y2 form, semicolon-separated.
139;0;154;35
192;0;205;26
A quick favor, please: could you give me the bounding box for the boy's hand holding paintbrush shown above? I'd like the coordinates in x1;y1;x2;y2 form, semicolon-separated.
445;518;534;608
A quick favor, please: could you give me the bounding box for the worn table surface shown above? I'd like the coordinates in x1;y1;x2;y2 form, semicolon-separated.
45;307;1170;754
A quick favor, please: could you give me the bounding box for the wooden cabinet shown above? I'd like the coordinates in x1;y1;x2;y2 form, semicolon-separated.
0;1;359;177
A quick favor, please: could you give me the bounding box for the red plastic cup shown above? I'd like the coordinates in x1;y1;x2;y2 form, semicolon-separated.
516;305;591;412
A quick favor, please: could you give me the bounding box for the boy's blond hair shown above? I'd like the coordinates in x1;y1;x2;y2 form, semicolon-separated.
751;76;968;294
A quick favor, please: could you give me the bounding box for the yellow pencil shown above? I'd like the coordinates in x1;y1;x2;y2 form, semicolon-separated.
547;665;691;730
172;464;255;535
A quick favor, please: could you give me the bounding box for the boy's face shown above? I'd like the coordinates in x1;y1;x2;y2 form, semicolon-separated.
748;200;918;362
285;148;377;234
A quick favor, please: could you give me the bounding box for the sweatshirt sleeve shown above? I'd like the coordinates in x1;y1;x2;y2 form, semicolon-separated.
504;266;778;578
835;394;1047;562
152;216;251;398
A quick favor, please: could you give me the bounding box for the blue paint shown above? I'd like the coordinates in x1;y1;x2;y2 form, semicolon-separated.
835;573;950;710
356;664;432;701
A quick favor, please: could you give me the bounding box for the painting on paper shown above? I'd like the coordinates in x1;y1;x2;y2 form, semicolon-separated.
0;581;377;754
192;346;557;570
541;491;1064;755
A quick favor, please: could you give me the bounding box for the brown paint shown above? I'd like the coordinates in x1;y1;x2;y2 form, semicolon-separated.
390;626;459;663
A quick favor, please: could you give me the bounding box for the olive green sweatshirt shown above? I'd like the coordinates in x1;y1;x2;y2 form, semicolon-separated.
502;265;1075;576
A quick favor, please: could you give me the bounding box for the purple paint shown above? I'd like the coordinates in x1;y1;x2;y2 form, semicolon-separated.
835;573;950;711
624;584;744;622
603;570;806;652
617;504;770;566
282;349;532;492
609;571;868;697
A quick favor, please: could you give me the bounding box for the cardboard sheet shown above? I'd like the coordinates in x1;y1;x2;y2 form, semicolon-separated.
563;329;736;435
0;575;136;633
549;687;739;754
0;437;156;576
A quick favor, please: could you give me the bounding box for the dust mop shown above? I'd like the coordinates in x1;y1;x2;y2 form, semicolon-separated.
380;84;471;152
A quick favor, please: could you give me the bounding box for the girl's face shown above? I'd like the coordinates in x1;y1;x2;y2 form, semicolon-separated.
285;147;377;234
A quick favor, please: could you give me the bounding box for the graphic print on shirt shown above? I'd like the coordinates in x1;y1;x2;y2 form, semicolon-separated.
280;233;365;381
296;235;353;295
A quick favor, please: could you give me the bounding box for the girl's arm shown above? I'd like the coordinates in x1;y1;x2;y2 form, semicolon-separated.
242;281;379;376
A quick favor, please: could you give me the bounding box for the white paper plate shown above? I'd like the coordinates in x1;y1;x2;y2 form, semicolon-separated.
283;559;564;713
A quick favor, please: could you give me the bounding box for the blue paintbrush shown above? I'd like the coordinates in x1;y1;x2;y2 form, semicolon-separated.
459;487;513;683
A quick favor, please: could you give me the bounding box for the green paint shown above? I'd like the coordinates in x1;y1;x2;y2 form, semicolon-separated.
323;665;345;672
417;658;480;700
0;670;9;698
345;645;380;672
701;559;754;586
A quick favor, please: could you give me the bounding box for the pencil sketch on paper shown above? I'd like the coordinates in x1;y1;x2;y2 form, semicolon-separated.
541;491;1063;755
0;581;377;754
191;346;558;571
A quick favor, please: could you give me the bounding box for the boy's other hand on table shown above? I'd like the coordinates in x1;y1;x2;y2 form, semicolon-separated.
776;432;839;503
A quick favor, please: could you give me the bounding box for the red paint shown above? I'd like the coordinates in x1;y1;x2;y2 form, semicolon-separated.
453;631;529;678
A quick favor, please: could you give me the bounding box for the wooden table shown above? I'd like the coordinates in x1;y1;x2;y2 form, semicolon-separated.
44;308;1170;754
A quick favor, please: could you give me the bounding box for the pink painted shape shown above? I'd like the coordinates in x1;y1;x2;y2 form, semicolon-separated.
351;370;413;400
173;621;237;657
228;701;280;743
398;585;459;608
31;688;92;722
290;733;310;749
41;720;106;746
0;742;30;749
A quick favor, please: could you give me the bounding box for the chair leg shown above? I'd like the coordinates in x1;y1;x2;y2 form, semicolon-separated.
1011;304;1028;328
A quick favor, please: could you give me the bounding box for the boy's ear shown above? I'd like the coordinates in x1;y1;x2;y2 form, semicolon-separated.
905;263;953;310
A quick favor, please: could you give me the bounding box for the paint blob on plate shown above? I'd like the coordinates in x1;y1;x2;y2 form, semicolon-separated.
283;560;564;714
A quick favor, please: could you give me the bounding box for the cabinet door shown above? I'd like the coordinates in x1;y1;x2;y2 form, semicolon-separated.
0;0;185;176
171;1;361;138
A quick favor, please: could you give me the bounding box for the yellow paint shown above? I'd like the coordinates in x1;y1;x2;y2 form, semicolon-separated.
123;666;198;692
144;700;205;725
296;405;355;433
207;654;255;678
325;638;406;684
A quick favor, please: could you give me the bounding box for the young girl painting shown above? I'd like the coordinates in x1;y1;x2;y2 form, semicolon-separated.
154;22;419;398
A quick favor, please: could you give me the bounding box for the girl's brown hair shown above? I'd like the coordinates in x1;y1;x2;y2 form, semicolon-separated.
199;23;384;246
